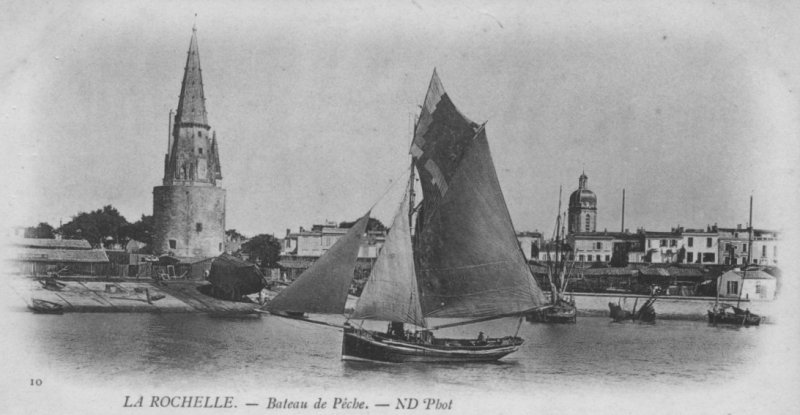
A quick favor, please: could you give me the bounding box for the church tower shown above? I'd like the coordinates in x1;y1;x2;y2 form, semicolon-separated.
568;172;597;234
152;27;226;257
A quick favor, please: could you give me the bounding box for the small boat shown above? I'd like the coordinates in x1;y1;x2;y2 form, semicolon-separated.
707;303;761;326
30;298;64;314
263;70;548;363
707;196;762;327
609;295;656;323
528;297;577;324
207;253;268;301
526;186;577;324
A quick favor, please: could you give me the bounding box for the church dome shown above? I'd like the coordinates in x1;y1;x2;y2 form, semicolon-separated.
569;188;596;206
569;173;596;207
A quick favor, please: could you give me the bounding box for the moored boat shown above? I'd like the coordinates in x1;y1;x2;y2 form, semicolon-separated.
707;196;762;327
30;298;64;314
707;303;761;326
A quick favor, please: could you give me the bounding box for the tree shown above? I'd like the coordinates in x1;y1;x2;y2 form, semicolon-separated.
58;205;129;248
120;215;154;245
676;247;686;264
24;222;55;239
610;243;629;267
226;229;247;240
240;234;281;268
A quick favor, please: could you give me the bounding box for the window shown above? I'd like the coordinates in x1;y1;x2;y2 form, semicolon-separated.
199;148;203;155
687;252;694;263
605;255;610;262
706;237;712;248
702;252;715;263
755;281;764;295
578;255;585;262
688;237;693;247
660;239;667;247
762;245;767;257
196;222;203;232
727;280;738;295
169;239;177;249
595;242;602;250
585;215;591;232
670;239;677;247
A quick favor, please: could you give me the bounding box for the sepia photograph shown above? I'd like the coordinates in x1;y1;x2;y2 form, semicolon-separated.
2;1;799;414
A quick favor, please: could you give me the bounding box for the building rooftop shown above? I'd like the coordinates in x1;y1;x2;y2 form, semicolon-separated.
15;247;109;263
12;238;92;250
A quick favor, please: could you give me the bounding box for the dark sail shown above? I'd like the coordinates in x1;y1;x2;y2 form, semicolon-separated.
266;213;369;315
350;179;426;327
411;71;547;318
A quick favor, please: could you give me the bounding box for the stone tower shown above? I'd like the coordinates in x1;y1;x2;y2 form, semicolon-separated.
568;172;597;234
152;27;225;258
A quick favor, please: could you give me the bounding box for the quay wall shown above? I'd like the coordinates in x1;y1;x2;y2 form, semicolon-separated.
569;292;777;322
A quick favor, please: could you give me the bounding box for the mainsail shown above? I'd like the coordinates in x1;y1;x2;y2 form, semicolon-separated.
411;70;547;318
266;213;369;315
350;178;426;327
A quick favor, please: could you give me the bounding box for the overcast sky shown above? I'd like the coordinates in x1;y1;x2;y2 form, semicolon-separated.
3;0;800;239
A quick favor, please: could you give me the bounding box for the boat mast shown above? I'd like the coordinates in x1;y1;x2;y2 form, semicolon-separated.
737;195;753;308
554;186;563;303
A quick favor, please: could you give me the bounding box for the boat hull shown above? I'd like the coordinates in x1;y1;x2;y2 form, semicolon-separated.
526;304;577;324
30;298;64;314
707;308;761;326
341;327;523;363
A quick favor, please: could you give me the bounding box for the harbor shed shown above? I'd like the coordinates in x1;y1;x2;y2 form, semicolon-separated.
9;238;110;276
718;269;776;301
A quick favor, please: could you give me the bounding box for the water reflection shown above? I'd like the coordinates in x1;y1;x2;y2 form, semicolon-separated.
19;313;763;391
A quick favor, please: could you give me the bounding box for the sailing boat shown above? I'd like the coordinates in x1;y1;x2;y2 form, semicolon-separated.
707;196;762;327
264;70;547;363
527;187;577;323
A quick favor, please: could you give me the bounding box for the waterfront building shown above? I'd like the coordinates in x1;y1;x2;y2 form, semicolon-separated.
280;221;385;259
567;231;644;264
152;27;226;258
642;230;683;263
717;269;776;301
682;227;719;264
567;172;597;234
278;222;385;282
516;231;543;262
717;226;779;266
570;232;613;263
8;238;109;276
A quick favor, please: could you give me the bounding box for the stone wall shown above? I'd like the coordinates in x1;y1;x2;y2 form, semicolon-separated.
152;185;226;257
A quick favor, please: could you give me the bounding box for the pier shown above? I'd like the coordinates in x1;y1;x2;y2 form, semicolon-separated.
6;276;260;315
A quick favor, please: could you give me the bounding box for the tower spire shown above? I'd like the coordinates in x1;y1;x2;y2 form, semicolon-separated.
175;26;208;129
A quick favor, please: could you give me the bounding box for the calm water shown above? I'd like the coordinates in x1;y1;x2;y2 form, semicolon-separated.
7;310;768;394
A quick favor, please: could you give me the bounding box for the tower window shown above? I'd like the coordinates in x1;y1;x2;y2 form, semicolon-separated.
169;239;177;249
585;215;591;232
199;148;203;154
196;223;203;232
